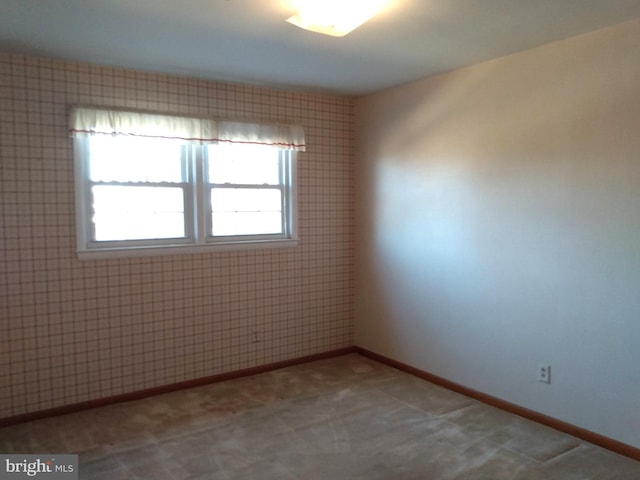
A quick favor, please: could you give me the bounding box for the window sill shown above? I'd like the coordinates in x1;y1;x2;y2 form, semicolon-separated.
76;238;299;260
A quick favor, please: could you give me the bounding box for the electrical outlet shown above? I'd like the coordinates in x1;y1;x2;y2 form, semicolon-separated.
538;363;551;384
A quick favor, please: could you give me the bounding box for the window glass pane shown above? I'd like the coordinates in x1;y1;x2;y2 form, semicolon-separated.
211;188;283;236
89;136;183;183
208;144;280;185
211;188;282;213
92;186;185;241
212;212;283;236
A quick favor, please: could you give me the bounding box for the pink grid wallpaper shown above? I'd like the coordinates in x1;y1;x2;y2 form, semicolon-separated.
0;53;355;419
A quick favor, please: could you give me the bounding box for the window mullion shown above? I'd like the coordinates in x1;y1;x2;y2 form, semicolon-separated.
182;144;196;243
288;151;298;240
195;144;207;243
279;151;287;236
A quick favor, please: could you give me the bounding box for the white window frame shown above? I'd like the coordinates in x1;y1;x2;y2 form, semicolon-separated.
203;147;296;244
73;136;298;260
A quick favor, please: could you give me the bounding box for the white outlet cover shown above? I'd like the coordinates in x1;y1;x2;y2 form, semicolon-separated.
538;363;551;384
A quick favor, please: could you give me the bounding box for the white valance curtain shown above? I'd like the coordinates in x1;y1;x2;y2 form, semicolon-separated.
69;106;306;151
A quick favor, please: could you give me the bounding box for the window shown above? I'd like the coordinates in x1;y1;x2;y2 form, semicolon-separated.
70;107;304;258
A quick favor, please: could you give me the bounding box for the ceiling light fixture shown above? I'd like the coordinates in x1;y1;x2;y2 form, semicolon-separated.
287;0;389;37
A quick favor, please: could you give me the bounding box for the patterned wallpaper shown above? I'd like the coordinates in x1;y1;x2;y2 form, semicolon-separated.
0;53;355;419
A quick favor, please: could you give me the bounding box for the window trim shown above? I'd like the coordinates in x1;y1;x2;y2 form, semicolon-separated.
73;136;299;260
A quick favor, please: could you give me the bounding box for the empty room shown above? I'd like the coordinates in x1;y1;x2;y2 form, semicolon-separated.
1;0;640;478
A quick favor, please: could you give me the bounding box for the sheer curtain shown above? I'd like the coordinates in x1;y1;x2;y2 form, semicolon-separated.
69;106;306;151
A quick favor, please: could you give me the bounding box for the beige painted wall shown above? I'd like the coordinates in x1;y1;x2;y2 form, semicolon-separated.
355;19;640;447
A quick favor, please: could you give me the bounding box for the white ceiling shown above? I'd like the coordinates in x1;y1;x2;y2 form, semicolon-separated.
2;0;640;96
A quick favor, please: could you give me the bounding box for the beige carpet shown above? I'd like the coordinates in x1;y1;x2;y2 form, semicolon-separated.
1;354;639;479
